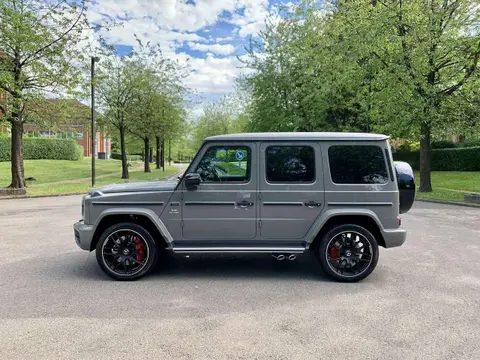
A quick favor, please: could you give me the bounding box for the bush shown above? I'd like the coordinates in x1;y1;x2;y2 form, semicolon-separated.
458;137;480;148
431;140;456;149
0;138;8;160
393;146;480;171
395;141;420;152
0;138;83;161
111;153;143;161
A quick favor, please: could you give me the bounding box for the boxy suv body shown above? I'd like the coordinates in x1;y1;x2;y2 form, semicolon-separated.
74;132;415;282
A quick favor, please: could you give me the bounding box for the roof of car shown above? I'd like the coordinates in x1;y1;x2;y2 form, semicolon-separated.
205;132;389;142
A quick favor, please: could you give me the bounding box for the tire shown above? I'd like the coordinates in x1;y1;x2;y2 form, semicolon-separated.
315;224;379;282
96;222;159;281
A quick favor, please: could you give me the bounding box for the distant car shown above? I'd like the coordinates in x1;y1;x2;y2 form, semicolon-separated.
74;132;415;282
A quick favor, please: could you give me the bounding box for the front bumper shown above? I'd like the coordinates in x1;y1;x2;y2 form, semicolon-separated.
381;227;407;248
74;220;95;251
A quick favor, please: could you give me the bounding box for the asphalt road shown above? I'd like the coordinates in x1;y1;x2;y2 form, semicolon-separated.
0;196;479;360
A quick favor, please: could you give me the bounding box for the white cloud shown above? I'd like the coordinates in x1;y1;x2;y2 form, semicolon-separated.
182;53;244;94
188;42;236;55
89;0;240;32
232;0;269;38
216;36;234;42
84;0;277;114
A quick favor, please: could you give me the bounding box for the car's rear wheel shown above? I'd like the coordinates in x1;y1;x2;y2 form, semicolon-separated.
315;224;379;282
96;222;158;281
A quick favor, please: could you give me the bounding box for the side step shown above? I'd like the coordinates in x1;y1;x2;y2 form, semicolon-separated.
172;246;306;254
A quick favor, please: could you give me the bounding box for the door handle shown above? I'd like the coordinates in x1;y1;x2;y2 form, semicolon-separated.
236;200;254;207
305;201;322;207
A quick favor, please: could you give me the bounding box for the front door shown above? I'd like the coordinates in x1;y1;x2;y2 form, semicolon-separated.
259;142;325;240
181;142;257;240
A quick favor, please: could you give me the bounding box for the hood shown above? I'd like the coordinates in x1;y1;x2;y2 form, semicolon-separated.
91;180;178;195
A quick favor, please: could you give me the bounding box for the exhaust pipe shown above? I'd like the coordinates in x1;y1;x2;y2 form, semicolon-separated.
288;254;296;261
272;254;285;261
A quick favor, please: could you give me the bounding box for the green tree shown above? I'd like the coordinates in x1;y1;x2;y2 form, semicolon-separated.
243;0;480;192
240;7;371;133
0;0;90;188
124;38;188;172
191;96;249;149
330;0;480;192
96;53;145;179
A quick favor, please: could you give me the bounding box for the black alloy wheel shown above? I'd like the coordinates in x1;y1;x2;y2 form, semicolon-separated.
316;224;379;282
96;223;158;281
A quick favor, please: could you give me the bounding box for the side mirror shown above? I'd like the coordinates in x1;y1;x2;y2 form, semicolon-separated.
184;172;201;190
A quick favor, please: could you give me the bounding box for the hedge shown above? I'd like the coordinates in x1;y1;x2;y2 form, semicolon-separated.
393;146;480;171
111;153;143;161
0;138;83;161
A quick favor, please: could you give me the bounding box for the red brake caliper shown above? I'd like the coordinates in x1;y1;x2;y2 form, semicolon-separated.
134;237;145;262
329;246;339;259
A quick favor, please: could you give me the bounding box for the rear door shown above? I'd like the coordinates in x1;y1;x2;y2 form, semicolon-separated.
259;142;325;240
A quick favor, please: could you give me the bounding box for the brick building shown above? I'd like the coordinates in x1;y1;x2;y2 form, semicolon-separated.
2;98;110;159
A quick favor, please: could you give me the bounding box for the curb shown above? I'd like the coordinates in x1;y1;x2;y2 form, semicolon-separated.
0;192;86;200
415;198;480;209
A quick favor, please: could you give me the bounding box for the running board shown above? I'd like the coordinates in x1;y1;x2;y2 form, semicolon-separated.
172;246;306;254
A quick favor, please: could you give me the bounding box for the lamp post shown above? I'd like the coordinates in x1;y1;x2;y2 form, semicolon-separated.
91;56;100;187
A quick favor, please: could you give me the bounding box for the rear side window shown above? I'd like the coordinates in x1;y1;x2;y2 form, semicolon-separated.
266;146;315;183
328;145;388;184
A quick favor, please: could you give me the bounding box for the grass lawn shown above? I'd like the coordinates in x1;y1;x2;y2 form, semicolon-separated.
217;162;246;175
0;158;142;187
419;171;480;193
25;166;180;196
414;171;480;203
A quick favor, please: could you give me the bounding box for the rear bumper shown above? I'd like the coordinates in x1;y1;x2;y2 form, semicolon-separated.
381;227;407;248
74;220;95;251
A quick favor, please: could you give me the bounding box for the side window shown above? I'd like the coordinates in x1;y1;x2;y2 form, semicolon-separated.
195;146;250;183
328;145;388;184
266;146;315;183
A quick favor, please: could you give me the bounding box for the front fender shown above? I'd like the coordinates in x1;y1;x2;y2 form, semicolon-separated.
93;207;174;245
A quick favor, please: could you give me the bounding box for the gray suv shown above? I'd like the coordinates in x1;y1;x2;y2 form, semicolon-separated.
74;132;415;282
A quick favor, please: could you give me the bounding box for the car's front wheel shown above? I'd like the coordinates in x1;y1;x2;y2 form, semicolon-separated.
96;222;158;281
315;224;379;282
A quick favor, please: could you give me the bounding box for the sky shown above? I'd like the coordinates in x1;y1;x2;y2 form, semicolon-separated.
87;0;295;118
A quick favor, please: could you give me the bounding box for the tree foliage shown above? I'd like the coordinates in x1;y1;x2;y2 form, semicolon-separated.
242;0;480;191
0;0;91;188
96;53;142;179
191;95;249;149
97;38;188;176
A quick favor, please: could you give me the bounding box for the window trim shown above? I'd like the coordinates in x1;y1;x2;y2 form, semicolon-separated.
327;144;389;185
194;145;252;184
264;145;316;184
384;148;395;182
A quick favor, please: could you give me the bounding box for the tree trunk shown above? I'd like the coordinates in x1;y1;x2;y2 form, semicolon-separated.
156;136;161;169
419;122;432;192
168;140;171;166
160;141;165;171
144;137;151;173
120;125;129;179
9;120;26;189
149;147;153;163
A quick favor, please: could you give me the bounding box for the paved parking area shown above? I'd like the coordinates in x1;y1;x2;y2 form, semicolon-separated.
0;196;479;359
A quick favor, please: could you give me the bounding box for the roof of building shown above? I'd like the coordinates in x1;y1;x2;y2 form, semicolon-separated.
205;132;389;142
25;98;101;126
